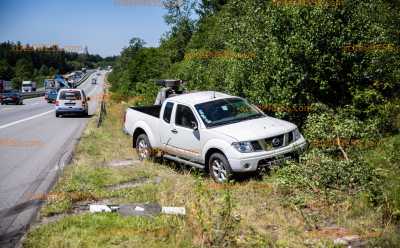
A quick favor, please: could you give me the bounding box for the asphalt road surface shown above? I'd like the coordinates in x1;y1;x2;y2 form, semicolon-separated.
0;71;106;247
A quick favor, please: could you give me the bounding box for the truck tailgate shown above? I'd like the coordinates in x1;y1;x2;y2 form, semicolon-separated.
124;106;161;140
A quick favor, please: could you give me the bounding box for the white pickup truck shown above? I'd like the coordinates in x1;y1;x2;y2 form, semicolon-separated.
124;91;307;182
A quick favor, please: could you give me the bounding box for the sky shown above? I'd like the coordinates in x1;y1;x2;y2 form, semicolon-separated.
0;0;170;57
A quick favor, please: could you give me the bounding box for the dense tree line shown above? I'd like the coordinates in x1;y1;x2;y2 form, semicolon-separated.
0;41;107;88
110;0;400;133
109;0;400;229
110;0;399;124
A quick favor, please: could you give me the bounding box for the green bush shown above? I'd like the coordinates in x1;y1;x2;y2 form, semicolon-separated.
276;150;377;195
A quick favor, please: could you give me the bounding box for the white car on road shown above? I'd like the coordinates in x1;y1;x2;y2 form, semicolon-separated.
55;88;90;117
124;91;307;182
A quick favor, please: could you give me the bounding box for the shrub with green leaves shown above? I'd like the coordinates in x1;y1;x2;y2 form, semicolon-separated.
276;149;378;205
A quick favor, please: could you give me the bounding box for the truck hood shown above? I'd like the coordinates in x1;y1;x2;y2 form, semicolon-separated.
210;116;296;141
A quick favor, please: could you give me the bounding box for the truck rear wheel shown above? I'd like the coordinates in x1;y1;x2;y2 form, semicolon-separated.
208;153;233;183
136;134;152;161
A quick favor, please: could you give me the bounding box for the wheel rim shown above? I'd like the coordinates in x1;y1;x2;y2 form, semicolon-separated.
211;159;227;182
137;138;149;160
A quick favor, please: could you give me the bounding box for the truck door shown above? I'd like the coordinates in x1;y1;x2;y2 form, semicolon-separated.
160;102;175;149
166;104;201;162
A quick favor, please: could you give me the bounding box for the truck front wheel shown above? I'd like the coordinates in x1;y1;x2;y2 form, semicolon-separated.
136;134;152;161
208;153;233;183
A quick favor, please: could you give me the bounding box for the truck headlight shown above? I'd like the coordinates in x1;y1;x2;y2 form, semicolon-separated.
293;128;302;141
232;141;254;153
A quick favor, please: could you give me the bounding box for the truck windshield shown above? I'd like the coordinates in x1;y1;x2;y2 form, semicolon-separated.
194;98;264;127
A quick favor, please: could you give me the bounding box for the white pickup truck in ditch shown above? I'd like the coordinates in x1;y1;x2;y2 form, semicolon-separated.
124;91;307;182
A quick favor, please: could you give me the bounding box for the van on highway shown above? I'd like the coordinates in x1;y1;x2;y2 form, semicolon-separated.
55;89;90;117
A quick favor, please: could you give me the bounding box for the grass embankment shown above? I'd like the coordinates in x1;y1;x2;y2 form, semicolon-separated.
24;95;399;247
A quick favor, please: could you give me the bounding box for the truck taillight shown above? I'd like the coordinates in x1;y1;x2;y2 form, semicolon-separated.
55;100;59;106
123;111;126;123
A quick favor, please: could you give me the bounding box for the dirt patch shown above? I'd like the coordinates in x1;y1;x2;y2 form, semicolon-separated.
103;159;141;167
104;176;162;191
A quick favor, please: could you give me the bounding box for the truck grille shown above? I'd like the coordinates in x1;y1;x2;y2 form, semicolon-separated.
254;131;295;151
265;134;284;148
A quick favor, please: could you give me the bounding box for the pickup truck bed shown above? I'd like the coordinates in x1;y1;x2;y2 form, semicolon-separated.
130;105;161;118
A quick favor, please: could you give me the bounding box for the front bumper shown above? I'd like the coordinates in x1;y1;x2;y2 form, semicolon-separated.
56;107;86;115
228;138;308;172
1;98;20;104
47;97;56;103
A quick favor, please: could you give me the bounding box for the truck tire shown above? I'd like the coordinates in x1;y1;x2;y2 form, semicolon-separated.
136;134;153;161
208;153;233;183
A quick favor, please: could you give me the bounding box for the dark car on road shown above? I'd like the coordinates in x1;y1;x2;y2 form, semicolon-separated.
0;90;23;105
45;89;58;103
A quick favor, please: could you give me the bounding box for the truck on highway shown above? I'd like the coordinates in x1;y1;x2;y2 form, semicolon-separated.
123;81;307;183
21;81;37;92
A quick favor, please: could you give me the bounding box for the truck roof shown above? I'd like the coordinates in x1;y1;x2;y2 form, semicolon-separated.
167;91;233;105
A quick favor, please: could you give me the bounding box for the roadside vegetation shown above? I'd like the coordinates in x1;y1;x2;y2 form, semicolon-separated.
24;94;399;247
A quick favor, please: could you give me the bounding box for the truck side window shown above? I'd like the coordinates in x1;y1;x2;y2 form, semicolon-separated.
163;102;174;123
175;104;197;129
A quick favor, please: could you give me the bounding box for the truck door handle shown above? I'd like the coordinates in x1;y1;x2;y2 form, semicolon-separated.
171;129;178;134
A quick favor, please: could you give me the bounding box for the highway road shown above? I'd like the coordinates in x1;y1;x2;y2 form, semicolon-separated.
0;71;106;247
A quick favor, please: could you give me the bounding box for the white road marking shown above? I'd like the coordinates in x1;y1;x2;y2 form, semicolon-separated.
0;110;54;130
87;85;99;97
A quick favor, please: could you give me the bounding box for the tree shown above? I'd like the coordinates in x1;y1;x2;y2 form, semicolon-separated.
13;58;33;88
129;38;145;51
197;0;228;17
0;59;14;80
38;64;49;76
162;0;196;25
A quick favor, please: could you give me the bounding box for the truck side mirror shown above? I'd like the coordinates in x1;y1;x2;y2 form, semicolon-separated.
191;121;198;131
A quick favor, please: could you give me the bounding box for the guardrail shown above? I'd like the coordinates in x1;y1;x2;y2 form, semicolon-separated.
75;70;94;87
20;71;94;99
97;89;107;128
21;90;45;99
